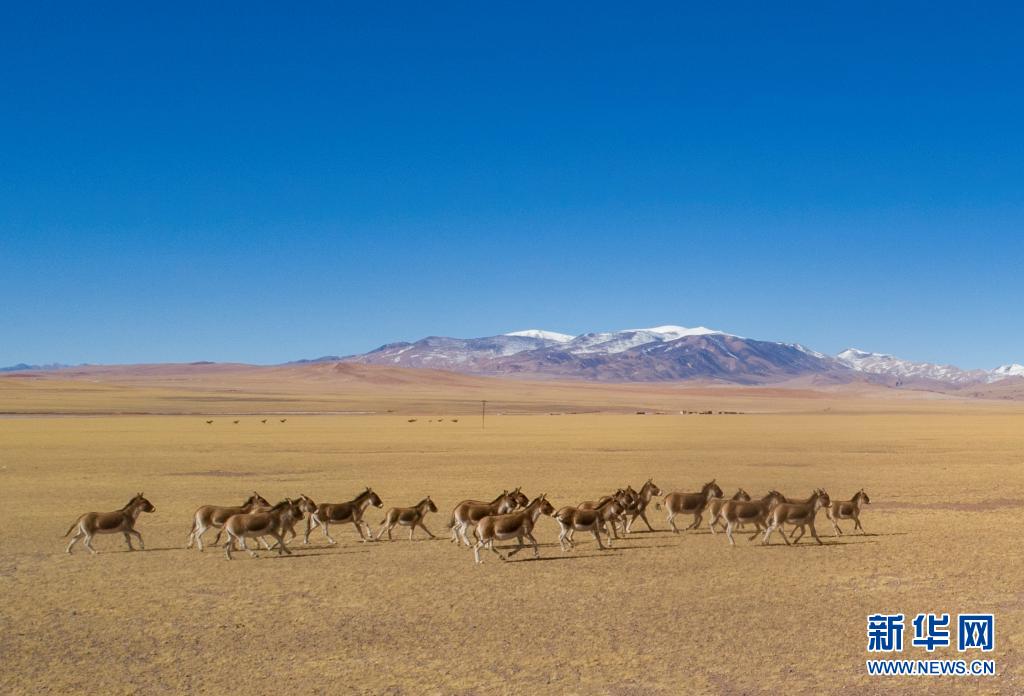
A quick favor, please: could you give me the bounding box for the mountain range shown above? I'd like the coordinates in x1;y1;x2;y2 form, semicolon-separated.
6;325;1021;389
334;325;1024;387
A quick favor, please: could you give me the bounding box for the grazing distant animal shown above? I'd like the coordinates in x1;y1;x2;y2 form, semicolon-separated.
824;489;871;536
64;493;156;554
280;419;287;423
376;497;438;541
205;420;214;424
408;419;417;423
261;419;267;424
233;420;240;424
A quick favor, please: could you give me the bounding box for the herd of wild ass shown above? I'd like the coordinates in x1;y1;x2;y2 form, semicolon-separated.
63;480;871;563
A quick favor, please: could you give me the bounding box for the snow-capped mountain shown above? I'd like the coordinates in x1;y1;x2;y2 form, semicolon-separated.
341;325;847;383
835;349;989;385
836;349;1022;385
331;325;1023;386
991;363;1024;379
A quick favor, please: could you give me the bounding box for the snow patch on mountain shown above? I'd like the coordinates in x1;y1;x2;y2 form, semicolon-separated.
991;363;1024;379
504;329;574;342
836;348;990;384
568;325;729;354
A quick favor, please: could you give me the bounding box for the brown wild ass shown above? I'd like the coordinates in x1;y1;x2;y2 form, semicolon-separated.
825;489;870;536
450;490;520;547
187;492;271;551
223;498;305;559
706;488;751;534
578;489;632;538
473;494;556;564
664;480;724;533
720;490;787;546
554;498;623;551
624;479;662;532
305;487;383;544
376;496;439;541
447;488;528;543
65;493;156;554
762;489;831;545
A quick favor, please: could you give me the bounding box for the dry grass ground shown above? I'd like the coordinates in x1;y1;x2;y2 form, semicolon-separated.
1;372;1022;694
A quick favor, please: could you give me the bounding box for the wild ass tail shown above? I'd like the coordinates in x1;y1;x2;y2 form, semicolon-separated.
62;518;80;537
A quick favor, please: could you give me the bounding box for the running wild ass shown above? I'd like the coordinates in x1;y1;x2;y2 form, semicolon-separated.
664;479;724;533
762;489;831;545
223;498;304;559
187;492;271;551
825;489;870;536
377;496;438;541
65;493;156;554
305;487;383;544
473;494;556;564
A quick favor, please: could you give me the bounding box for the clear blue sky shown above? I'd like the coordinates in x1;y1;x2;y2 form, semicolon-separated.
2;3;1022;369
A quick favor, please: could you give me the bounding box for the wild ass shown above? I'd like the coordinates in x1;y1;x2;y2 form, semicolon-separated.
664;479;724;533
578;489;632;538
447;488;528;543
762;489;831;545
449;490;520;547
187;492;271;551
65;493;156;554
719;490;787;546
706;488;751;534
305;487;383;544
376;496;439;541
554;498;623;551
623;479;662;532
825;489;870;536
223;499;305;559
472;494;556;564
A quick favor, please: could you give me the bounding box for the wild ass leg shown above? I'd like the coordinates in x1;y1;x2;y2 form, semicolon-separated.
667;510;681;533
507;533;527;557
84;533;98;554
320;518;337;545
408;525;415;541
527;531;541;559
726;521;737;546
831;517;843;536
685;511;703;530
593;526;606;550
129;529;144;550
193;522;210;551
558;524;570;551
854;515;865;533
66;527;84;554
418;521;436;539
809;521;823;545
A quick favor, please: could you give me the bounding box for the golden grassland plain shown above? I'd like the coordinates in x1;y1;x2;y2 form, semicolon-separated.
0;368;1022;694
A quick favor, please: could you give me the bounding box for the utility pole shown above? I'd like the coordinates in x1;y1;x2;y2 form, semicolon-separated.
481;400;487;430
